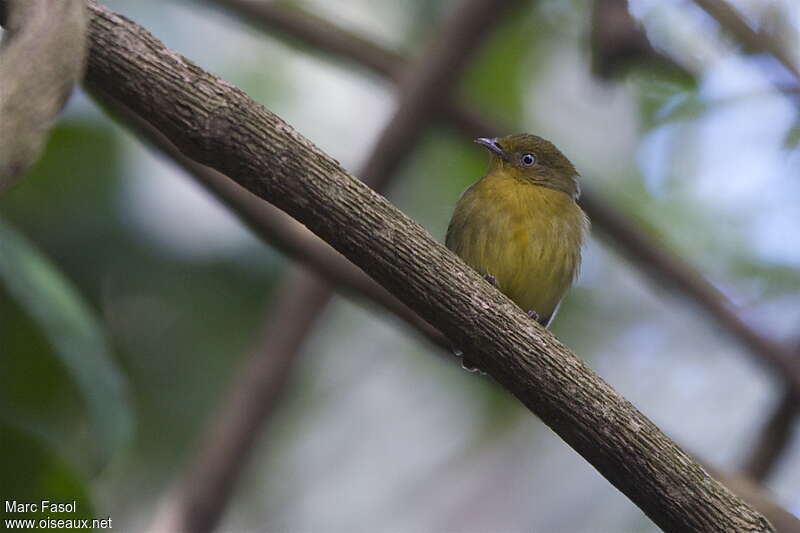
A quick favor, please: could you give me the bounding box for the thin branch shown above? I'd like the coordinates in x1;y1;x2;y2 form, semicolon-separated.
590;0;688;78
703;464;800;533
579;196;800;387
353;0;524;193
78;2;776;529
146;0;522;531
0;0;87;191
741;342;800;484
150;269;333;533
693;0;800;82
591;0;800;490
595;0;800;480
207;0;800;405
742;387;799;482
204;0;402;80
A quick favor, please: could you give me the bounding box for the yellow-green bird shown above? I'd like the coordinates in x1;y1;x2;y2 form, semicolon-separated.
446;134;589;329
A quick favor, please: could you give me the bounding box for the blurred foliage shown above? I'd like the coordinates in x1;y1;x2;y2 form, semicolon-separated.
0;217;132;471
0;117;284;520
462;6;541;127
1;0;799;531
0;422;93;526
635;76;701;130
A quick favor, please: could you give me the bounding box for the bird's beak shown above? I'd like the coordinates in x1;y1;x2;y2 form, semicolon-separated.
474;137;509;161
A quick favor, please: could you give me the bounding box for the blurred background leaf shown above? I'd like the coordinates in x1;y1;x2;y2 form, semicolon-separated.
0;217;132;471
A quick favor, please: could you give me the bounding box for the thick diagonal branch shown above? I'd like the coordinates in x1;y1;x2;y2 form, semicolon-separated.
0;0;87;191
208;0;800;405
146;1;520;531
79;2;774;530
91;86;446;350
92;45;800;533
92;42;799;533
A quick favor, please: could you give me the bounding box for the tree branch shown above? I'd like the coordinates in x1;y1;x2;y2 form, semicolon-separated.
78;2;775;529
207;0;800;406
353;0;524;193
150;269;333;533
687;0;800;477
90;40;800;533
705;464;800;533
205;0;403;81
145;0;522;530
590;0;688;78
580;198;800;387
0;0;87;191
693;0;800;82
740;343;800;487
742;385;800;482
89;85;447;350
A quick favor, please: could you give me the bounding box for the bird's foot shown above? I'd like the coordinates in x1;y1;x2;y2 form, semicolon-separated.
483;273;497;287
461;357;487;376
452;346;487;376
526;309;540;321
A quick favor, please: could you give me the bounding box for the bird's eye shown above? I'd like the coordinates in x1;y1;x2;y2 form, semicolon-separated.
520;153;536;167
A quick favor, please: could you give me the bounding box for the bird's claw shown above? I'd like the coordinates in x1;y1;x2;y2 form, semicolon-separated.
461;357;487;375
526;309;540;321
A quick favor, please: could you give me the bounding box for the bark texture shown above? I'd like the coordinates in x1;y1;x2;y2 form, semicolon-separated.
79;2;776;530
93;46;799;533
209;0;800;393
91;88;446;349
146;1;517;530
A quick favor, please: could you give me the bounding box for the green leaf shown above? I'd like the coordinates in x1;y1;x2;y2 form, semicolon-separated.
0;218;132;470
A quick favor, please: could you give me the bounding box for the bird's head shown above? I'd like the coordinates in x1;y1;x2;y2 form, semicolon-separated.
476;134;581;199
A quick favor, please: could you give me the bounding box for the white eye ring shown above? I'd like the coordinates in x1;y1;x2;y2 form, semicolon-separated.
521;153;536;167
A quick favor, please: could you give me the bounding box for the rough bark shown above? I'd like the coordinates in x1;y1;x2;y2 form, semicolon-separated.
78;2;775;530
207;0;800;395
147;0;518;530
203;3;800;492
90;87;447;350
93;46;799;533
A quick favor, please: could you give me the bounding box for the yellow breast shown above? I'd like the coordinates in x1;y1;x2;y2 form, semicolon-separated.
445;172;588;325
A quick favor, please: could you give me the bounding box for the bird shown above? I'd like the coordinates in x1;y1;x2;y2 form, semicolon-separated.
445;134;588;369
